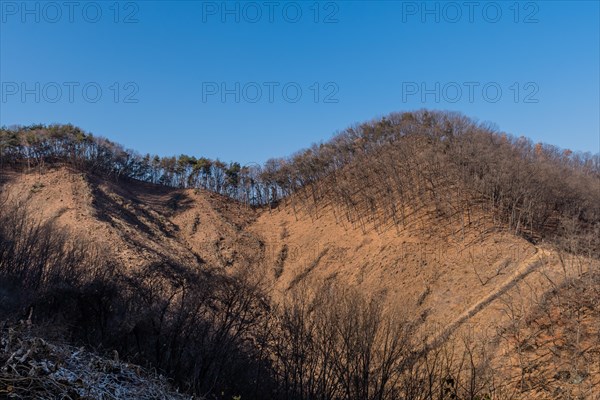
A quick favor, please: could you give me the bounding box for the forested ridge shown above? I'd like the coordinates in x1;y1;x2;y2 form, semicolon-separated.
2;110;599;254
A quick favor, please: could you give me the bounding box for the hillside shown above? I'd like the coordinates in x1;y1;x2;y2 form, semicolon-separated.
0;167;261;272
0;165;577;334
1;111;599;399
2;165;598;398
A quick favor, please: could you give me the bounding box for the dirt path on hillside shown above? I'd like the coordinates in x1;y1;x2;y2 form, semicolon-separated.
429;248;548;348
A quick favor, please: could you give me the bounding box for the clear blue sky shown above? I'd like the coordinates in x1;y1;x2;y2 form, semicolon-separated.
1;1;598;164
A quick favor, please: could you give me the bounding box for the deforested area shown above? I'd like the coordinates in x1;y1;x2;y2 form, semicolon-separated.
1;110;599;399
3;1;598;397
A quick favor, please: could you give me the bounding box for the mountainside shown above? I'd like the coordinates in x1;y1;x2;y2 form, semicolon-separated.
0;165;573;332
1;111;599;399
0;167;261;272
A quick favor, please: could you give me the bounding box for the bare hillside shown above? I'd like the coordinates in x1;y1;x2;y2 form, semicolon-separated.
2;166;575;337
1;114;599;399
0;167;262;272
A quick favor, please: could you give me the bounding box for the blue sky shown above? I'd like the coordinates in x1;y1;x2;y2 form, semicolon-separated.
1;1;598;164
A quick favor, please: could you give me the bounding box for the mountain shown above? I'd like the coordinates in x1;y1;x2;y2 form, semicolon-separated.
1;110;599;399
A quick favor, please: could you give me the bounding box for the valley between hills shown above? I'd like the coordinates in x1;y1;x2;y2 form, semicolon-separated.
1;111;599;399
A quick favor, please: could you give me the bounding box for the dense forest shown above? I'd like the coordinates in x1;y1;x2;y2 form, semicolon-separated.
2;110;599;253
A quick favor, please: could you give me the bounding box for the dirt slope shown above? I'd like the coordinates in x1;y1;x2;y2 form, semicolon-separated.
250;201;540;326
2;167;592;331
2;166;599;397
0;167;262;273
250;198;600;397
